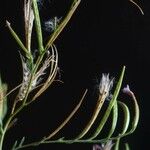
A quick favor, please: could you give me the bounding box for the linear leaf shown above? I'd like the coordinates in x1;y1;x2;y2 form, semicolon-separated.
6;21;31;59
107;100;118;139
32;0;44;53
118;101;130;135
45;0;81;50
11;140;18;150
111;91;140;140
114;138;120;150
125;143;130;150
45;90;88;140
18;137;25;147
88;66;126;140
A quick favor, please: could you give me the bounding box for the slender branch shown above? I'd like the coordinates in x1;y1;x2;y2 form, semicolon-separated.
4;84;22;99
129;0;144;15
12;90;88;149
32;0;44;53
6;21;32;59
45;89;88;140
75;93;108;139
45;0;81;50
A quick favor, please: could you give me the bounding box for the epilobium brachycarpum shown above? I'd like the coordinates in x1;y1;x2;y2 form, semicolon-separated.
0;0;142;150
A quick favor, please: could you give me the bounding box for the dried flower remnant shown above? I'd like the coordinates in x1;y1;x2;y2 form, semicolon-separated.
99;74;114;97
24;0;34;51
33;50;56;86
76;73;114;139
122;84;134;97
17;47;56;101
16;55;32;101
93;141;114;150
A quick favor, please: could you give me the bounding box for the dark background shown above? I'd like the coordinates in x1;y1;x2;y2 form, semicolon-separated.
0;0;150;149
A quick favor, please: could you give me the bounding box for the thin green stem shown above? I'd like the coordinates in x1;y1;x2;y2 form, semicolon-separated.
0;103;25;150
125;143;130;150
0;54;46;149
32;0;44;53
45;0;81;50
45;89;88;140
0;131;4;150
1;53;46;150
106;100;118;139
114;138;120;150
6;21;32;59
11;139;111;150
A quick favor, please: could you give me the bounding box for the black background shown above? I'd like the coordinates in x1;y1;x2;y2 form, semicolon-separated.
0;0;150;149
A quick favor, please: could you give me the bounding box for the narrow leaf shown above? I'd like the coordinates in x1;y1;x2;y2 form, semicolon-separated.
129;0;144;15
125;143;130;150
75;92;109;139
45;0;81;50
107;100;118;139
88;66;126;140
32;0;44;53
114;138;120;150
19;137;25;147
11;140;18;150
6;21;31;59
118;101;130;135
130;93;140;132
111;89;140;139
45;89;88;140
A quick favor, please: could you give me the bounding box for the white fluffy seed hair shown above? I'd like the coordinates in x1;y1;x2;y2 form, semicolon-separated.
44;17;62;32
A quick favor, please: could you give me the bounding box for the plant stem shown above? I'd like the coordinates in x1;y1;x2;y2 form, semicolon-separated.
32;0;44;54
0;132;4;150
0;102;27;150
0;52;46;150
